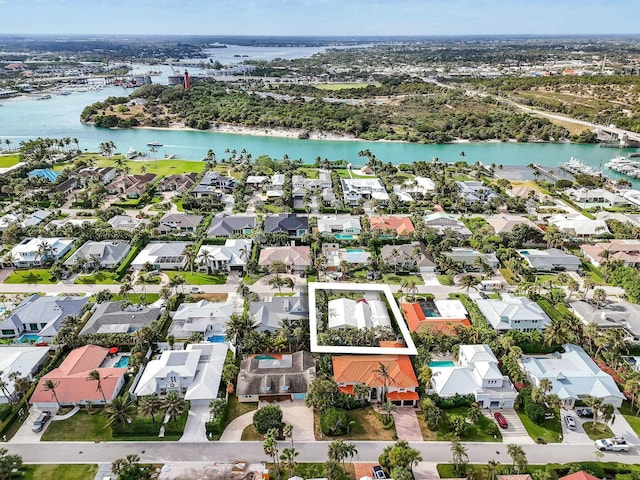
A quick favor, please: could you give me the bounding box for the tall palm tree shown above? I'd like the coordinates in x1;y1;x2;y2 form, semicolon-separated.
43;380;62;409
138;395;162;423
162;391;186;423
86;369;107;403
198;248;213;274
374;362;393;402
104;393;136;427
263;429;280;476
279;447;299;479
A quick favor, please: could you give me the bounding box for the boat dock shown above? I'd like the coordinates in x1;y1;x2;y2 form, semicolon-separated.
532;163;561;181
559;157;602;176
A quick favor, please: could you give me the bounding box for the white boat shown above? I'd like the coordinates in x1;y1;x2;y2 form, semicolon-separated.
126;147;138;160
559;157;602;176
147;141;162;147
164;154;176;159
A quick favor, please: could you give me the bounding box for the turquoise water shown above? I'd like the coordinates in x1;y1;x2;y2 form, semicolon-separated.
334;234;355;240
114;355;130;368
14;333;41;344
346;248;365;253
423;309;438;318
1;85;638;180
429;360;456;367
207;335;226;343
256;355;276;360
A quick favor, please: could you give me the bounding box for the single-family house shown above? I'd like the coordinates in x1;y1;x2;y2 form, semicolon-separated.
70;166;117;186
64;240;131;270
328;297;391;330
369;216;415;236
430;344;517;408
157;173;198;194
571;300;640;341
157;213;204;235
196;239;252;273
401;300;469;335
46;217;97;231
169;300;234;339
133;343;228;405
0;346;50;403
321;243;370;269
107;214;148;232
581;239;640;267
207;215;256;238
476;293;551;333
237;351;316;403
517;248;581;272
487;214;542;235
443;248;499;269
547;214;610;238
31;345;127;407
380;242;435;272
393;176;435;201
565;187;630;208
0;294;88;340
333;354;419;406
422;213;472;237
192;171;235;197
316;216;361;237
0;210;51;231
457;181;499;204
249;294;309;333
131;241;192;270
264;214;308;238
340;178;389;205
258;245;311;273
9;237;74;268
246;175;268;190
520;344;625;408
107;173;156;198
79;301;161;336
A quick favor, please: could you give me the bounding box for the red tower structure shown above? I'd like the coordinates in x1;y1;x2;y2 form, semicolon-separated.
184;70;190;90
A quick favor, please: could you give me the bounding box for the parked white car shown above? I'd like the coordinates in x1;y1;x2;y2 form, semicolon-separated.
595;437;630;452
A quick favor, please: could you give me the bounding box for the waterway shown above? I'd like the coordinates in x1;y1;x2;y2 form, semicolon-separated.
1;78;638;183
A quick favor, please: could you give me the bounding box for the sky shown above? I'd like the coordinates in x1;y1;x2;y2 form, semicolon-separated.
1;0;639;36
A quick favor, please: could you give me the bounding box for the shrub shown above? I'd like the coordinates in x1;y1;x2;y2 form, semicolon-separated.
484;421;500;437
525;402;547;425
430;393;475;409
252;405;283;435
320;408;351;436
0;404;12;422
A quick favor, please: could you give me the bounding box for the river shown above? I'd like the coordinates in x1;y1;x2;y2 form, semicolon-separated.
0;78;638;183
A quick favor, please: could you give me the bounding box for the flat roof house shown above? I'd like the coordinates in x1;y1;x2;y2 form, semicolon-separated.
328;297;391;330
430;344;517;408
517;248;581;272
131;241;192;270
520;344;625;408
237;351;316;403
476;294;551;333
31;345;127;407
197;239;252;273
341;178;389;205
64;240;131;270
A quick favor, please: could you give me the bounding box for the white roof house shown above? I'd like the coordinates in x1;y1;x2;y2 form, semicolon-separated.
422;213;472;236
317;216;362;236
340;178;389;205
476;294;551;333
327;297;391;330
0;346;50;403
520;344;625;408
64;240;131;270
517;248;581;272
0;210;50;230
10;237;74;268
547;214;610;238
131;241;192;270
196;239;252;272
444;248;499;268
430;344;517;408
169;300;234;338
134;343;228;405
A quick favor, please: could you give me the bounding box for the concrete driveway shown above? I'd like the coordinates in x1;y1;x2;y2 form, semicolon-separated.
219;410;255;442
11;406;57;444
484;409;534;444
561;411;591;444
601;409;636;442
392;408;422;441
275;400;315;441
179;405;210;443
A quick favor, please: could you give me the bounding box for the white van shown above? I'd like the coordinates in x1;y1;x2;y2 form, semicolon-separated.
480;280;502;291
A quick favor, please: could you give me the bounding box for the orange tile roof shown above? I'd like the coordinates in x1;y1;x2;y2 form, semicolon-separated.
369;216;415;236
386;391;419;401
401;303;470;335
30;345;127;405
379;340;406;348
339;385;355;394
333;355;418;389
402;303;425;331
559;473;600;480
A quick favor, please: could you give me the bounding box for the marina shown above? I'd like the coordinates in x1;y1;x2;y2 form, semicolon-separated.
559;157;602;176
605;155;640;179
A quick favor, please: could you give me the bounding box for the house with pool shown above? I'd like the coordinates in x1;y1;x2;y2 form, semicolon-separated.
401;299;469;335
429;344;517;409
321;243;371;270
316;216;362;239
475;294;551;333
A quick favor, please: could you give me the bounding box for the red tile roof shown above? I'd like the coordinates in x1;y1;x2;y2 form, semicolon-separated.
333;355;418;389
369;216;415;236
386;391;419;401
30;345;126;405
401;303;470;335
559;473;600;480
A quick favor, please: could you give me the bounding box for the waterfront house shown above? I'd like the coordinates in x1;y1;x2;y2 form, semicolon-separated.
70;166;117;187
546;214;609;238
131;241;192;270
249;294;309;333
9;237;74;268
64;240;131;271
207;214;256;238
456;181;499;204
157;173;198;194
517;248;581;272
196;239;252;273
380;242;435;272
107;173;156;199
340;178;389;205
192;171;235;198
237;351;316;403
157;213;204;235
581;239;640;267
565;187;629;208
476;293;551;333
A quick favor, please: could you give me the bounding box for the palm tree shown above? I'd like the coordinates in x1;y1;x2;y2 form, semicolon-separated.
380;399;396;424
198;248;213;274
162;391;187;423
182;246;196;274
450;436;468;476
138;395;162;423
280;447;299;479
374;362;393;402
43;380;62;409
104;393;136;427
459;274;480;294
584;395;604;429
86;369;107;403
209;398;226;419
263;429;280;477
282;423;294;449
268;260;287;278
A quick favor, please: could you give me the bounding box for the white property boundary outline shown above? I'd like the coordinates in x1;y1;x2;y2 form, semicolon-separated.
308;282;418;355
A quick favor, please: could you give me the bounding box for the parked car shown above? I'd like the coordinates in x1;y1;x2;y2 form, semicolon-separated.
189;287;203;294
595;437;630;452
299;271;305;278
366;271;374;281
479;292;488;299
565;414;576;429
372;465;387;479
32;411;52;433
494;411;508;429
576;407;593;418
373;271;381;280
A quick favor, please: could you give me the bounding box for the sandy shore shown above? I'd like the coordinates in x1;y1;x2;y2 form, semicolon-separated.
138;122;359;141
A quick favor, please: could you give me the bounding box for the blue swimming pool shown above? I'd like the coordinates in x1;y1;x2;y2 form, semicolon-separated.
346;248;365;253
429;361;455;367
207;335;226;343
335;234;355;240
256;355;276;360
114;355;130;368
14;334;41;344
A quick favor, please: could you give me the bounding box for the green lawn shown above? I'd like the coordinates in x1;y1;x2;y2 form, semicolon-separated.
583;421;614;440
382;273;424;285
74;272;119;284
22;464;98;480
314;407;396;441
242;274;262;285
580;261;606;285
295;167;319;179
618;401;640;436
93;156;206;176
516;408;563;443
110;293;160;304
164;270;227;285
0;154;20;168
4;269;57;284
437;274;454;286
41;410;112;442
435;407;502;442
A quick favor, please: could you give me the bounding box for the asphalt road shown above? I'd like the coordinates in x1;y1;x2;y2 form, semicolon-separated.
4;440;634;465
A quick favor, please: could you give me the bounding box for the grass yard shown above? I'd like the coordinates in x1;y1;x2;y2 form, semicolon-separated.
314;407;396;441
92;156;206;176
74;271;119;284
22;464;98;480
618;401;640;436
164;270;227;285
583;421;614;440
416;414;438;441
437;274;454;286
499;268;518;285
435;407;502;442
516;408;563;443
382;273;424;285
241;424;263;441
41;410;112;442
296;167;319;179
110;293;160;304
4;269;57;284
580;261;606;285
0;154;20;168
